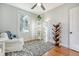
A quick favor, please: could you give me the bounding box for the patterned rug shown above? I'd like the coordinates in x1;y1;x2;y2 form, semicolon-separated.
5;40;54;56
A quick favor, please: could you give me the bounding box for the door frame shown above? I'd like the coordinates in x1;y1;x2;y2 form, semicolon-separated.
68;7;79;51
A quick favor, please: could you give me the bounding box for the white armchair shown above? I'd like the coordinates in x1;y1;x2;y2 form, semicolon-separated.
5;38;24;52
0;32;24;53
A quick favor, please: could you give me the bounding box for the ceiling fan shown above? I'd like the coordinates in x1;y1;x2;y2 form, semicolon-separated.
31;3;46;10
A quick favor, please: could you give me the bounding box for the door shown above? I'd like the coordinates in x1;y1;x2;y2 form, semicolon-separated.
70;7;79;51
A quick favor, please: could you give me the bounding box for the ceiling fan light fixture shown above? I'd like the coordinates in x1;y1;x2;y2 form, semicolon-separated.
31;3;46;10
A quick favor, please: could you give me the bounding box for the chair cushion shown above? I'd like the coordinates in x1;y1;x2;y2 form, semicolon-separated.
0;33;9;39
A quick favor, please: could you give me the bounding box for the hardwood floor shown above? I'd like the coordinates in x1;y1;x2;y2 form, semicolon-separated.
43;46;79;56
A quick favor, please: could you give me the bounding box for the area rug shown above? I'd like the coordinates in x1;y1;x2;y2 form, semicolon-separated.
5;40;54;56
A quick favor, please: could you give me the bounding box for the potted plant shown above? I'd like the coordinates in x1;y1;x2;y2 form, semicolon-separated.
37;15;42;21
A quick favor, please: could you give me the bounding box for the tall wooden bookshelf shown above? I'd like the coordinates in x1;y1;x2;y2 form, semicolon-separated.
52;23;61;47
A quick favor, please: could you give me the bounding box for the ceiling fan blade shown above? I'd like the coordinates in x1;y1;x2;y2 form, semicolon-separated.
31;3;37;9
41;3;46;10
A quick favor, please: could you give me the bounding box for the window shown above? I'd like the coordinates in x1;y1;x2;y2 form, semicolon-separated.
20;15;29;33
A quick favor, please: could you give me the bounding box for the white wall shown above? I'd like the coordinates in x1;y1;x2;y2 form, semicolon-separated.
42;3;79;48
0;4;18;34
0;3;37;41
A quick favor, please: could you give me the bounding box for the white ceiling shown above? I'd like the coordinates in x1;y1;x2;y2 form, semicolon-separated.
7;3;64;15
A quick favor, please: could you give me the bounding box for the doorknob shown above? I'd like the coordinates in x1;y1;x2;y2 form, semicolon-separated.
70;32;72;34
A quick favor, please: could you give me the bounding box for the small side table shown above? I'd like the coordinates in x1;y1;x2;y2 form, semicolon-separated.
0;40;5;56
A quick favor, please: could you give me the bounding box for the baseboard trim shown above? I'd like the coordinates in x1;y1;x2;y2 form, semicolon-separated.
24;39;42;43
61;45;79;53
